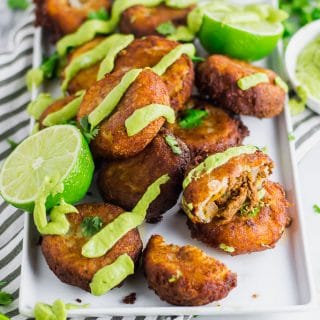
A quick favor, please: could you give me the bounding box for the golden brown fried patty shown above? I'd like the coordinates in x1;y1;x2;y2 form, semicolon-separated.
167;98;249;161
77;68;170;159
98;129;191;223
64;37;104;94
187;181;290;255
41;203;143;292
113;36;194;111
183;150;274;224
143;235;237;306
34;0;112;40
196;55;286;118
39;95;75;129
119;4;194;38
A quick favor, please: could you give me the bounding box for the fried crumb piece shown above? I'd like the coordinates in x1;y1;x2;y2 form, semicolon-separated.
122;292;137;304
75;298;82;303
252;293;259;299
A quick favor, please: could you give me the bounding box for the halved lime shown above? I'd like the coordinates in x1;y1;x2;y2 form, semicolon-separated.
198;5;287;61
0;125;94;212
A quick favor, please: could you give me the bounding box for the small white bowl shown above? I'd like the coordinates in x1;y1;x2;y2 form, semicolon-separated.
285;19;320;114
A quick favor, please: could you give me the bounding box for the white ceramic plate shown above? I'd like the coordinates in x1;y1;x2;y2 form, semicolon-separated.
19;0;316;317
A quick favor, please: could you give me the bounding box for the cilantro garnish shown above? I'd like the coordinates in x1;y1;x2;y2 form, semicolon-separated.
7;0;29;10
40;52;60;80
156;21;176;35
191;56;205;62
6;139;19;151
81;216;103;237
313;204;320;214
239;201;263;217
79;116;99;142
164;134;182;155
87;8;109;21
179;109;208;129
0;290;13;306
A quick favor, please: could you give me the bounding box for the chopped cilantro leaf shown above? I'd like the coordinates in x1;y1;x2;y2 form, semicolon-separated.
79;116;99;142
0;291;13;306
7;0;29;10
40;52;60;80
6;139;19;151
191;56;205;62
288;132;295;141
156;21;176;35
87;8;109;21
179;109;208;129
164;134;182;155
168;270;182;283
81;216;103;237
313;204;320;214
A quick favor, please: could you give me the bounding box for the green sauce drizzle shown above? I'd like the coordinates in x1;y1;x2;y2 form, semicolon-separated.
27;93;54;120
183;145;258;189
125;104;175;137
152;43;196;76
62;34;134;91
42;91;85;127
88;68;142;129
237;72;269;90
26;68;44;91
33;176;78;235
167;26;195;42
82;174;169;258
34;299;66;320
90;254;134;296
165;0;198;8
97;34;134;80
275;76;288;92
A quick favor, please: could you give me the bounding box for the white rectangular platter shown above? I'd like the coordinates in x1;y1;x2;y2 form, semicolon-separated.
19;0;316;317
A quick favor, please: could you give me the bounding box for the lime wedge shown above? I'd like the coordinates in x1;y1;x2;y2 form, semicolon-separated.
198;3;287;61
0;125;94;211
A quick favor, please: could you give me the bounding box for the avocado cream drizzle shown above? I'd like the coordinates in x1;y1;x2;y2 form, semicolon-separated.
57;0;195;56
42;91;85;126
82;174;170;258
125;104;175;136
183;146;258;189
33;176;78;235
27;93;54;120
62;34;134;91
237;73;269;90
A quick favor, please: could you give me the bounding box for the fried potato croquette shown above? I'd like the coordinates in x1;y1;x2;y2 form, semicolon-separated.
34;0;111;40
98;129;190;223
41;203;143;292
196;55;286;118
77;68;170;159
39;95;75;129
113;36;194;111
187;181;290;256
64;37;104;94
167;98;249;161
143;235;237;306
182;148;290;255
119;4;194;38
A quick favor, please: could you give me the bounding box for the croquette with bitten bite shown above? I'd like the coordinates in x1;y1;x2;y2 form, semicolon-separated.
113;36;194;111
143;235;237;306
98;129;190;223
119;4;194;38
34;0;112;41
167;97;249;161
41;203;143;292
196;55;286;118
77;68;171;159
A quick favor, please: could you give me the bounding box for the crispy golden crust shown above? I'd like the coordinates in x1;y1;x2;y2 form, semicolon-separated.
119;4;194;38
64;37;104;94
167;98;249;161
39;95;75;129
34;0;112;40
196;55;286;118
187;181;290;255
98;129;191;223
41;203;143;292
77;68;170;159
142;235;237;306
183;150;274;224
113;36;194;111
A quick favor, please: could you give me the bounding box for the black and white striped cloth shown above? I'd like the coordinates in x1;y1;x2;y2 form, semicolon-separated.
0;7;320;320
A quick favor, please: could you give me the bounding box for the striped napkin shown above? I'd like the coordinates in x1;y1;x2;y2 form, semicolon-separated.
0;6;319;320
